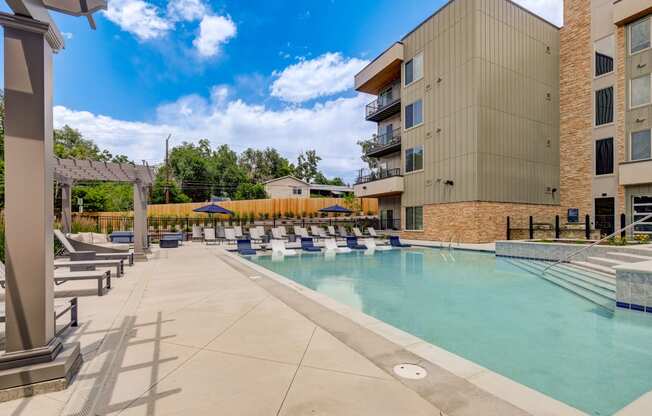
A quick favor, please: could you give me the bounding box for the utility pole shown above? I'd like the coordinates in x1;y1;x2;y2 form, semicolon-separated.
165;134;171;204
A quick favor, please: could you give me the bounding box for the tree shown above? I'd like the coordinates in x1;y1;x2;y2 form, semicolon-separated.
209;144;247;199
295;150;321;183
313;172;346;186
168;140;214;201
239;147;294;183
356;138;377;169
234;183;268;200
150;167;191;204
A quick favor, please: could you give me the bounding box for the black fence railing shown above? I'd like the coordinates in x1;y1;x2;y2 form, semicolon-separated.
365;94;400;119
356;168;401;185
364;128;401;155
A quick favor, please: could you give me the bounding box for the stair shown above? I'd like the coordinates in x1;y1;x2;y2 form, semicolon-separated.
569;261;616;276
507;258;615;310
586;256;624;268
605;252;652;262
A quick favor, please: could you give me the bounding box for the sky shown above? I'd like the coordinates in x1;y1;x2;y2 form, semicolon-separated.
0;0;562;183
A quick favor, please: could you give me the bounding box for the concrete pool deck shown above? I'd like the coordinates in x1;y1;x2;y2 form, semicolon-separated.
0;242;649;415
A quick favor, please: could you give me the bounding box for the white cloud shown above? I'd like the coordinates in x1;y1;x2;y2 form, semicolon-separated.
193;14;237;58
270;53;369;103
62;32;73;40
167;0;207;22
53;92;373;182
513;0;563;27
104;0;172;40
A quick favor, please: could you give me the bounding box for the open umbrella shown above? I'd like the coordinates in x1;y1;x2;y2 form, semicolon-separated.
193;203;234;216
318;204;352;214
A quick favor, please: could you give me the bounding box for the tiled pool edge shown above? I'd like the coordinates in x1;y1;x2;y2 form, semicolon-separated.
221;250;587;416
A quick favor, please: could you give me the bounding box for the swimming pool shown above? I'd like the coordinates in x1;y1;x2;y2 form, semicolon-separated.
250;248;652;415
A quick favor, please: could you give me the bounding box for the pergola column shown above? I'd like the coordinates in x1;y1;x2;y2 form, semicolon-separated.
60;180;73;234
0;13;79;380
133;181;149;261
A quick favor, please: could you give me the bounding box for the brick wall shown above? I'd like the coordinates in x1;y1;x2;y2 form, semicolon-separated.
559;0;593;216
401;202;565;243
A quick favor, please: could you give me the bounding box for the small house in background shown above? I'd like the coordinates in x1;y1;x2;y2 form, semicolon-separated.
263;176;353;199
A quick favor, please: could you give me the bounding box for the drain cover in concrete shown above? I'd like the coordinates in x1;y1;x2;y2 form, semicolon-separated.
393;363;427;379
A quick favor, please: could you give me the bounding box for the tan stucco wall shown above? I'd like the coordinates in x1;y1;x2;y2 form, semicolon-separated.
264;177;309;199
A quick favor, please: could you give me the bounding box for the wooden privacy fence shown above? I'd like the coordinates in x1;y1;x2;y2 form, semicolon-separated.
92;197;378;218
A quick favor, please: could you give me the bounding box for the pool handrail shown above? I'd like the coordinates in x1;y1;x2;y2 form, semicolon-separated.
542;213;652;274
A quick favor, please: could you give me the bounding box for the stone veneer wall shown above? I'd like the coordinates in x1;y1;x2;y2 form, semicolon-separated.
401;202;563;243
559;0;592;216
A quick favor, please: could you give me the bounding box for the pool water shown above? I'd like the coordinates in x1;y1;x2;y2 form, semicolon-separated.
250;248;652;415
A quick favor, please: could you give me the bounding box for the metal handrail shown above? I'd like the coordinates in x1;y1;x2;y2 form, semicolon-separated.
543;213;652;274
355;167;401;185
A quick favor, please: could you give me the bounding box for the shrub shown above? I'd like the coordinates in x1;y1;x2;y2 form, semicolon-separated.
607;236;627;246
634;234;651;244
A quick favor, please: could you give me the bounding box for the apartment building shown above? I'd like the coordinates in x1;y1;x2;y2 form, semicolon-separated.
561;0;652;237
353;0;562;242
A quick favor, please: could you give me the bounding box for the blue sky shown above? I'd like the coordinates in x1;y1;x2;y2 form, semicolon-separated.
1;0;561;182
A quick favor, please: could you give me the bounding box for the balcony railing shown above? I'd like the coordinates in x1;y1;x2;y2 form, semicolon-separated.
355;168;401;185
364;128;401;157
365;89;401;121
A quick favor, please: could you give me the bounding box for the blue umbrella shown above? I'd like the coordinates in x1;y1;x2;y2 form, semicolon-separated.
193;203;234;216
318;204;352;213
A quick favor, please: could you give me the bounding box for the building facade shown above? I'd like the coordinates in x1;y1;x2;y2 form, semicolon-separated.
264;176;353;199
354;0;562;242
560;0;652;237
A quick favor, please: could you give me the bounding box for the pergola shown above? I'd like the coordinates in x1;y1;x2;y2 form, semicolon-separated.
0;0;108;396
54;158;155;260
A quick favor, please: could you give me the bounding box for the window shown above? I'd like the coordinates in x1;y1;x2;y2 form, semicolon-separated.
631;129;652;161
405;206;423;231
405;99;423;129
292;187;302;195
631;75;651;108
594;35;614;77
595;138;614;175
630;17;651;54
595;87;613;126
405;145;424;173
404;52;423;86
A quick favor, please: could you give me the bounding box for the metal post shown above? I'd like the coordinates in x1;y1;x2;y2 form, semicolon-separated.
506;216;510;240
529;216;534;239
60;181;72;233
133;181;148;260
620;213;626;238
555;215;560;239
585;214;590;240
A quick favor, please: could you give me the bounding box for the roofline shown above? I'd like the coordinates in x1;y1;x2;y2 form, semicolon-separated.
263;175;309;185
354;41;404;81
402;0;559;42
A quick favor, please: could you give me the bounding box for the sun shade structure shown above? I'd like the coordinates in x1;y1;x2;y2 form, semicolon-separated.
193;203;235;216
0;0;107;390
319;204;353;213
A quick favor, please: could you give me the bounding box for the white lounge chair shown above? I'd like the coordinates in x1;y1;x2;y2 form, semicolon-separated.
338;226;349;238
324;238;351;254
327;226;337;237
271;227;285;240
295;226;310;239
270;239;298;256
192;225;203;240
279;226;288;238
53;258;123;277
352;227;364;237
1;261;111;296
204;228;217;245
224;228;237;245
367;227;383;238
233;225;244;238
363;238;391;251
249;228;263;242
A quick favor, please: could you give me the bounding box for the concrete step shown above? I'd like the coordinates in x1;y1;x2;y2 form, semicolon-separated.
605;252;652;263
570;261;616;276
586;256;624;268
561;263;616;286
524;261;615;296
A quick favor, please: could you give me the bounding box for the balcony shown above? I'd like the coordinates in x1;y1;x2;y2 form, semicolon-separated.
354;42;403;94
363;128;401;158
613;0;652;25
354;168;404;198
619;159;652;185
365;93;401;122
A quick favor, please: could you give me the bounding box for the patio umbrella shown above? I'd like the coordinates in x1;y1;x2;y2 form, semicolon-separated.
318;204;352;214
193;203;234;216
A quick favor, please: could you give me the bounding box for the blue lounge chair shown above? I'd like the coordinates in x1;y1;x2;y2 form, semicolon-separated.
389;236;411;248
301;237;321;252
346;236;367;250
237;239;257;255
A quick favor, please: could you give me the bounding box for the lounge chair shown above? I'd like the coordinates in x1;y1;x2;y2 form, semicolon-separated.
389;236;411;248
324;238;351;253
54;258;123;277
301;237;321;252
346;236;367;250
363;238;392;251
224;228;238;245
55;230;134;266
237;239;257;255
367;227;383;238
0;296;79;336
327;226;337;237
352;227;364;238
1;261;111;297
310;225;322;237
234;225;244;238
270;239;297;256
338;226;349;238
295;227;310;239
278;226;288;238
204;228;218;245
191;225;203;241
216;226;226;243
271;227;285;240
249;228;263;242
